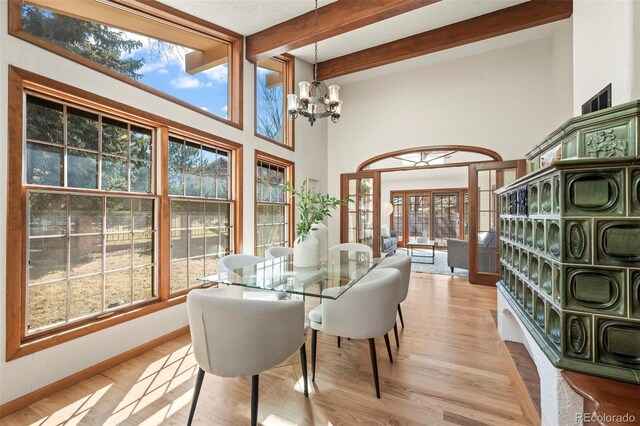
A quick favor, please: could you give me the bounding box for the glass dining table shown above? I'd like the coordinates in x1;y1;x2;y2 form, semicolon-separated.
199;249;386;299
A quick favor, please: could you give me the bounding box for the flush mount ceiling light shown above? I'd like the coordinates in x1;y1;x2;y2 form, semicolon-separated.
286;0;342;126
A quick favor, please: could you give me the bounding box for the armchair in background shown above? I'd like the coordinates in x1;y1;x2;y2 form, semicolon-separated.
447;230;497;273
380;225;398;255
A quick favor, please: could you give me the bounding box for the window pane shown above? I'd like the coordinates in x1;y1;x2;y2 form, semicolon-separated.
68;149;98;189
256;59;284;142
169;138;184;166
27;142;63;186
171;230;188;260
133;267;154;302
130;160;151;193
205;228;221;255
102;117;128;155
217;151;229;175
102;155;128;191
185;142;201;168
106;234;132;271
70;235;103;277
133;198;153;231
202;146;218;172
169;167;184;195
190;229;205;257
189;201;205;228
26;95;63;143
186;169;202;197
28;237;67;283
105;270;131;309
69;276;102;319
106;197;132;233
217;176;228;199
130;126;152;160
171;200;189;228
133;232;153;266
29;192;67;236
203;174;215;198
205;202;219;227
170;260;188;292
189;257;205;287
28;282;67;331
67;107;98;150
70;195;102;234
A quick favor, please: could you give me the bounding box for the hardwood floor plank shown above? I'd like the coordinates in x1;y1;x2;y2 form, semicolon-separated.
0;274;528;425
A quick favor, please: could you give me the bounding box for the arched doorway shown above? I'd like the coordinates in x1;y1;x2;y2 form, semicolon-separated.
340;145;524;284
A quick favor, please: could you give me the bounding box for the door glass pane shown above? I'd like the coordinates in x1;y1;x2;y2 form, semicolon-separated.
476;168;518;273
433;193;460;247
392;195;403;243
408;195;429;242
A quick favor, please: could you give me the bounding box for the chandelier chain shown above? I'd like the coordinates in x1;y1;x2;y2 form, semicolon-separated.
313;0;318;82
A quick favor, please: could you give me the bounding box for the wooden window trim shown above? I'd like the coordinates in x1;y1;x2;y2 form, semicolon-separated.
254;55;295;151
254;150;295;255
389;187;467;249
9;0;244;129
6;66;243;361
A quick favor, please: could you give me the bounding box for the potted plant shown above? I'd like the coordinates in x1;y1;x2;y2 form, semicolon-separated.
285;180;346;267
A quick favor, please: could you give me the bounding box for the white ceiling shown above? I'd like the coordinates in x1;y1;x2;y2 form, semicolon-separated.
157;0;334;36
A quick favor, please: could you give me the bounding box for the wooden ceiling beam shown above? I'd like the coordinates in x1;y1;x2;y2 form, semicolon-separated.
317;0;573;80
245;0;440;63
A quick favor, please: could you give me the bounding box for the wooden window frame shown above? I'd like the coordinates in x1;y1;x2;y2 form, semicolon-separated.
6;66;243;361
254;151;295;256
9;0;244;129
254;55;295;150
389;188;467;249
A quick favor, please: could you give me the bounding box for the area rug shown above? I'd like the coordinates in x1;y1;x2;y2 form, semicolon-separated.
394;248;469;277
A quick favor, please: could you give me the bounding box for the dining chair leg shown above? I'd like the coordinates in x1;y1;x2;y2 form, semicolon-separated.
337;336;341;348
384;333;393;363
251;374;259;426
397;304;405;328
299;343;309;397
393;322;399;348
311;329;318;382
368;338;381;399
187;367;205;426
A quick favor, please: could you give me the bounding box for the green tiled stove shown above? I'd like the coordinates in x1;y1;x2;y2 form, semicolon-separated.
497;100;640;384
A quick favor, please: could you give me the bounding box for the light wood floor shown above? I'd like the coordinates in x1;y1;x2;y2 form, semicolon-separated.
1;274;528;426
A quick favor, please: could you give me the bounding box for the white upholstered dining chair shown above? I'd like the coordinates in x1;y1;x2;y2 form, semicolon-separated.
308;268;400;398
265;246;294;259
378;255;411;347
186;287;308;426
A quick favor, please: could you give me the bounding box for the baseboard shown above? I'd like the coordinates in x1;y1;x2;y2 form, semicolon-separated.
0;325;190;418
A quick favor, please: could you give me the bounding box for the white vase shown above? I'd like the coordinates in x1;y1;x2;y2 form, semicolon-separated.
293;233;320;268
310;222;328;262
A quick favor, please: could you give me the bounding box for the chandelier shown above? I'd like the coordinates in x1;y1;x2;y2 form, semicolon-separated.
286;0;342;126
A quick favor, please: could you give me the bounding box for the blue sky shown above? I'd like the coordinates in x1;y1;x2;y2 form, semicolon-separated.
122;32;229;118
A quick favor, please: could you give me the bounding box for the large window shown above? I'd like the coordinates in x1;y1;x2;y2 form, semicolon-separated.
11;0;243;126
391;189;467;248
24;94;157;334
169;137;233;293
7;67;241;360
255;56;294;148
255;153;294;257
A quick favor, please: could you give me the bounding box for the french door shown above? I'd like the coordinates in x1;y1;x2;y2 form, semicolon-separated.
340;171;381;254
468;160;525;285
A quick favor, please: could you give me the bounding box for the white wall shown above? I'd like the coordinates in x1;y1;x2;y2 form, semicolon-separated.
327;37;569;246
0;6;327;404
572;0;640;112
380;167;468;228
